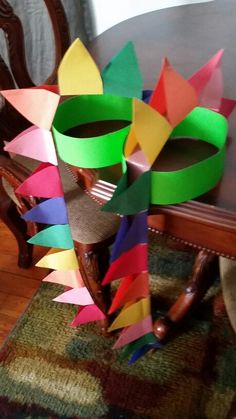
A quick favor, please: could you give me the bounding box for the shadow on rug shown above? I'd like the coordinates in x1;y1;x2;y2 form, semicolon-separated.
0;232;236;419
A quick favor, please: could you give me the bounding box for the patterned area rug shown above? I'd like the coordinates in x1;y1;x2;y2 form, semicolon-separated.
0;233;236;419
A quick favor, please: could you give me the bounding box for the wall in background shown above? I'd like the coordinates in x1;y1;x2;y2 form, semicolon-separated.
89;0;214;36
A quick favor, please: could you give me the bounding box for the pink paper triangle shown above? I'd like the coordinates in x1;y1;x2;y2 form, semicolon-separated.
102;244;148;285
188;49;224;107
53;286;94;305
112;315;153;349
15;163;64;198
42;270;84;288
1;88;60;130
70;304;106;327
4;125;58;165
109;272;149;314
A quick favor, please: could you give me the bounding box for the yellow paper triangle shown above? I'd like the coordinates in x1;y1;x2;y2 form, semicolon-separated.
58;38;103;95
133;99;172;165
124;126;138;158
36;248;79;270
108;297;150;332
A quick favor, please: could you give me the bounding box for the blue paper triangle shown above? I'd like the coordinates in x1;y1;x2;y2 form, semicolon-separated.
22;197;68;225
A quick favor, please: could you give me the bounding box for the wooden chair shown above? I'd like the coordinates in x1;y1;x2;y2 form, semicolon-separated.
0;0;119;331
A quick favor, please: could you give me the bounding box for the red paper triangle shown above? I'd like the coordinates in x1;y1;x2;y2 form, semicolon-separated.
109;272;149;314
16;163;64;198
70;304;106;327
102;244;148;285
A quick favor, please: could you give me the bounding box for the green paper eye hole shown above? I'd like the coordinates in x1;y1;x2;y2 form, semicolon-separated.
52;94;132;168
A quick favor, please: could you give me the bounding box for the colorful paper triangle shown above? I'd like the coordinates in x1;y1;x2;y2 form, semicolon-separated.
58;38;103;95
28;224;73;249
110;212;148;262
4;125;58;165
22;197;68;224
36;248;79;270
113;315;153;349
108;297;150;331
1;88;59;130
102;244;148;285
150;58;198;127
53;286;94;305
16;163;64;198
109;272;149;313
121;332;157;359
102;171;151;215
70;304;106;327
102;41;142;99
42;269;84;288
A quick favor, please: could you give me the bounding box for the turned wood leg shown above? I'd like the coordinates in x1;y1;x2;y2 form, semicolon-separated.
76;243;111;335
153;250;219;341
0;186;33;268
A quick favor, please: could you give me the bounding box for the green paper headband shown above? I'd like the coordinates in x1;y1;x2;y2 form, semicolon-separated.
52;95;132;168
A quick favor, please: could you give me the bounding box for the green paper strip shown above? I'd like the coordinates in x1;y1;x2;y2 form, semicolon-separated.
52;95;132;168
150;107;227;204
28;224;74;249
102;171;150;215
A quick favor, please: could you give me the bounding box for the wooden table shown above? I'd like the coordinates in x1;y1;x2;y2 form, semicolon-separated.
86;0;236;340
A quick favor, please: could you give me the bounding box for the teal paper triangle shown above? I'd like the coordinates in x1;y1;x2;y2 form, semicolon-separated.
27;224;73;249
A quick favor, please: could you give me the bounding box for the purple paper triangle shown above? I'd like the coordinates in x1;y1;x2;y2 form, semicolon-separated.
22;197;68;224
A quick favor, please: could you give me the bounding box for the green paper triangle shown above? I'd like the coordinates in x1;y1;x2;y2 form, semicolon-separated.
102;41;142;99
102;171;151;215
28;224;74;249
121;332;157;359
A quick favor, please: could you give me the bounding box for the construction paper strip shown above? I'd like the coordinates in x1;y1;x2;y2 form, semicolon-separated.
133;98;172;165
150;107;227;204
150;58;198;127
101;171;150;215
108;272;149;313
4;126;58;165
110;212;148;262
113;315;153;349
53;286;94;305
58;38;103;95
70;304;106;327
53;95;131;168
16;163;64;198
108;297;150;331
102;244;148;285
121;332;157;359
36;248;79;270
22;197;68;225
102;41;142;99
42;269;84;288
28;224;73;249
1;88;59;130
189;49;224;97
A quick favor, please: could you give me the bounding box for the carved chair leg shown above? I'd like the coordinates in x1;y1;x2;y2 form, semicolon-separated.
153;250;219;341
76;243;111;335
0;189;33;268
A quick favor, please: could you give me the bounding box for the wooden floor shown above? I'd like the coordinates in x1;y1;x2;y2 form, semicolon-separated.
0;220;48;347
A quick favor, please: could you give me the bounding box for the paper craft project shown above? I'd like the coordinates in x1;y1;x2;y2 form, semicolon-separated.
3;39;233;363
4;126;58;165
